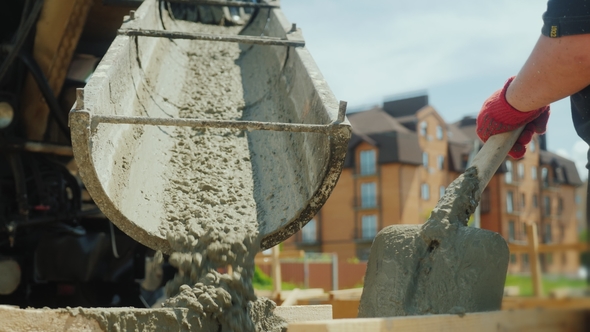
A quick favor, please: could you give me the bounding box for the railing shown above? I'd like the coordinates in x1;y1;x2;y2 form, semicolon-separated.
507;223;590;297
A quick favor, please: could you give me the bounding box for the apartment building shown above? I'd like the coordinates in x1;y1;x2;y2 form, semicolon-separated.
282;95;583;274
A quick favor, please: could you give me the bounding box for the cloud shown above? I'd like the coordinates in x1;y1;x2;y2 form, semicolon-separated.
281;0;582;167
282;0;546;107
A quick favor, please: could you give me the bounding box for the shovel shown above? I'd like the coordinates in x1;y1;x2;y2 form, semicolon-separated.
358;128;523;317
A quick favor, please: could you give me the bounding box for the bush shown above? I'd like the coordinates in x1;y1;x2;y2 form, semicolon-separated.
253;266;272;288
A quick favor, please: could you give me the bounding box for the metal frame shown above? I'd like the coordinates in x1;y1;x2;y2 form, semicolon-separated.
164;0;280;8
85;99;348;134
118;28;304;47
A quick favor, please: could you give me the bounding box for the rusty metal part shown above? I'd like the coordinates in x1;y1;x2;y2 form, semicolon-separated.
165;0;280;8
118;28;305;47
89;100;348;133
90;114;341;133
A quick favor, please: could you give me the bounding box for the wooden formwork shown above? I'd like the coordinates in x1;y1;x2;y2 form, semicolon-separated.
287;309;589;332
2;304;588;331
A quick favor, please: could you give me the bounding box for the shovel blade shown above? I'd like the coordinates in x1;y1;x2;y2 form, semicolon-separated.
358;224;509;317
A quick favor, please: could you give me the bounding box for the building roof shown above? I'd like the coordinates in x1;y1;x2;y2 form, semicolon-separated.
540;150;583;186
452;116;480;142
344;131;422;168
446;122;472;144
382;95;429;118
448;141;472;173
348;107;411;135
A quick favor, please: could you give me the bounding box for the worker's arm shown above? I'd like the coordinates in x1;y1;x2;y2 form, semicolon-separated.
507;33;590;112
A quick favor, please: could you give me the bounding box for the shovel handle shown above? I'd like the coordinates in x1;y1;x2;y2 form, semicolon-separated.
469;127;524;197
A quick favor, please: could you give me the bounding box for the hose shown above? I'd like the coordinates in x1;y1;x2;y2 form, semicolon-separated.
18;52;71;141
0;0;44;85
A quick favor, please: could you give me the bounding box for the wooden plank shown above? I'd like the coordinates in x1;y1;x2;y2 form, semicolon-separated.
281;288;301;307
329;288;363;300
255;250;305;264
329;299;360;319
287;309;588;332
281;289;325;303
509;242;590;253
274;305;332;323
502;297;590;310
527;223;543;297
272;246;282;299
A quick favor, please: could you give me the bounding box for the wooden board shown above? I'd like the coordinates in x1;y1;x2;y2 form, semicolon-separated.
502;297;590;310
287;309;588;332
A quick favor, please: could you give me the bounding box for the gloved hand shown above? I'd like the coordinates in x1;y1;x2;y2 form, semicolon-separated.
476;77;550;159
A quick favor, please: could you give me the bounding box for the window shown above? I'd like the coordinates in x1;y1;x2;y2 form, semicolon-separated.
439;186;446;199
545;253;553;265
505;161;513;184
421;183;430;200
517;163;524;179
523;222;528;238
301;219;317;243
522;254;529;266
557;197;563;215
420;121;427;136
437;155;444;170
362;215;377;239
530;139;536;152
543;196;551;216
520;193;526;209
361;182;377;208
422;152;429;168
510;254;517;264
508;220;515;241
544;223;552;243
436;125;443;140
531;166;537;180
533;194;538;208
506;191;514;213
359;150;376;175
542;167;549;187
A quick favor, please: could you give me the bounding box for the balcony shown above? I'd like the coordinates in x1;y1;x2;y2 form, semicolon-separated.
354;204;380;211
353;170;380;179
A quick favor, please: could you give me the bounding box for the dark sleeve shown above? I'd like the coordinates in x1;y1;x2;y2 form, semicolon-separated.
542;0;590;37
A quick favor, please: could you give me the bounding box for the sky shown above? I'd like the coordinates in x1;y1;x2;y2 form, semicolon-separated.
281;0;589;179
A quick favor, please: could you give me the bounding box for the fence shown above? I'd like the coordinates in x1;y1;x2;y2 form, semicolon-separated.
257;251;367;291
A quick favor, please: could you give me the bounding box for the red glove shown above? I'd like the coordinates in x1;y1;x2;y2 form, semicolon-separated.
476;77;550;159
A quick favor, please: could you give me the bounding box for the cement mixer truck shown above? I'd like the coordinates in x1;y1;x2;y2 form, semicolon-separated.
0;0;350;309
